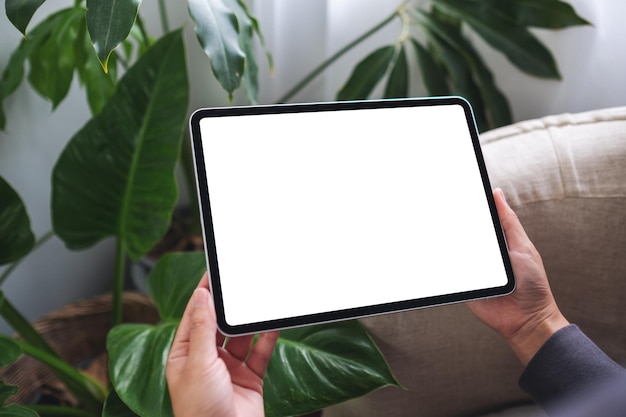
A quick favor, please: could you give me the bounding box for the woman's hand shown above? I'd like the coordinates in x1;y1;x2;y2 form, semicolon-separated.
467;189;569;365
166;273;279;417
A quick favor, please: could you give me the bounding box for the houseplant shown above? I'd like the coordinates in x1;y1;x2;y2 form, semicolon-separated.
0;0;588;416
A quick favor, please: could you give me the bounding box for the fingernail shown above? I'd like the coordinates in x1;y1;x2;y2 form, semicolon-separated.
496;188;507;204
193;288;208;307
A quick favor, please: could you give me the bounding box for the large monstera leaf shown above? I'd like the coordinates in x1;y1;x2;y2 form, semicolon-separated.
52;30;189;260
0;177;34;266
264;322;400;417
107;252;399;417
107;252;206;417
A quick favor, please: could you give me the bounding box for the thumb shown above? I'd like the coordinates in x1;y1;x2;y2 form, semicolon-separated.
493;188;531;251
187;288;219;367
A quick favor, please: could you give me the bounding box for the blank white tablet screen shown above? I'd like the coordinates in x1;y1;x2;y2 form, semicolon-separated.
195;99;511;330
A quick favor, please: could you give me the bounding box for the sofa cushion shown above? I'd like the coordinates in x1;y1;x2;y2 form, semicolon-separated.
323;107;626;417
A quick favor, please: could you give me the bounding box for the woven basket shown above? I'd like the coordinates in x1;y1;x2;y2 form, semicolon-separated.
0;292;159;406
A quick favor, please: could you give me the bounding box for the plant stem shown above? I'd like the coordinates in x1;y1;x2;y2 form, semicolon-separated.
277;9;400;103
112;239;126;327
9;337;106;411
0;230;54;286
135;15;152;49
157;0;170;34
0;297;58;358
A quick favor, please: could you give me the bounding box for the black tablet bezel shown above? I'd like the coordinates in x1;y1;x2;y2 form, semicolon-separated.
189;97;515;335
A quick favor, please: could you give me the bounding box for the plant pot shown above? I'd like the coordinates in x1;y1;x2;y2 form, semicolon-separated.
0;292;159;406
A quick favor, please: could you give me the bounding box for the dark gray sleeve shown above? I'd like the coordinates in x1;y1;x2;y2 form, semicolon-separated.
519;324;626;416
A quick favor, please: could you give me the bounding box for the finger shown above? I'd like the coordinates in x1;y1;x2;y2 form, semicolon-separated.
247;331;280;378
196;272;209;289
224;334;255;361
166;284;207;380
195;272;226;346
186;288;219;370
493;188;531;250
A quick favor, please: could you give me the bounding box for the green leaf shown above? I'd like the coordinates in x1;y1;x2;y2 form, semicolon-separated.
0;335;106;410
0;177;35;265
384;44;408;99
74;16;117;115
107;252;204;417
86;0;142;73
1;381;38;416
418;10;512;130
52;30;189;260
0;334;22;367
27;8;84;109
0;404;39;417
225;0;273;103
433;0;561;78
107;323;178;417
483;0;591;28
147;252;207;321
102;390;141;417
0;382;17;407
263;321;400;417
411;39;450;96
188;0;246;98
221;0;265;103
337;45;396;101
5;0;46;35
0;9;76;128
420;16;488;130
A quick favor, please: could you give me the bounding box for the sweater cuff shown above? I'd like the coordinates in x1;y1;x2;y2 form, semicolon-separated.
519;324;623;408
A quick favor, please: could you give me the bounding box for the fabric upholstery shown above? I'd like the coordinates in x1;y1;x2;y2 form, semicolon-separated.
323;107;626;417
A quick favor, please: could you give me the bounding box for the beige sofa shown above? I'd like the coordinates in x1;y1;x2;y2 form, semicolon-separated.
324;107;626;417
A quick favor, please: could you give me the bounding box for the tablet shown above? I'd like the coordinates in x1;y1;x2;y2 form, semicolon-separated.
189;97;515;335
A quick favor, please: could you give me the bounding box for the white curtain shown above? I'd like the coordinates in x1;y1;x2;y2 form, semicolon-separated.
253;0;626;123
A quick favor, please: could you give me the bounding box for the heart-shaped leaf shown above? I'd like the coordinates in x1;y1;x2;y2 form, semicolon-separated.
188;0;245;98
52;30;189;260
109;252;397;417
107;252;204;416
337;45;396;101
264;321;400;417
5;0;46;35
107;322;178;417
86;0;142;73
0;177;34;266
102;389;141;417
147;252;207;321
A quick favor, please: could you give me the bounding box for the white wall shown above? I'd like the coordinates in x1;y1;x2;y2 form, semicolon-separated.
1;0;624;334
